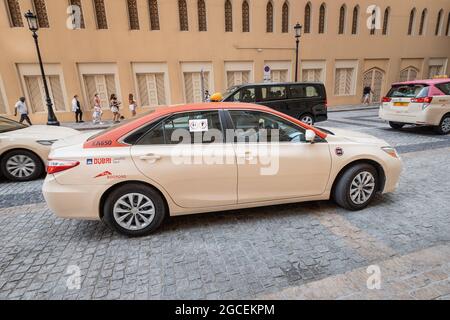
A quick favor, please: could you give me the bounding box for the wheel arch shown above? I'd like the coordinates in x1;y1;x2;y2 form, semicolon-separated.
98;180;170;219
331;159;386;195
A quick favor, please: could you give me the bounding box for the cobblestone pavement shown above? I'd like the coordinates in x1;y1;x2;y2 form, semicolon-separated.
0;109;449;300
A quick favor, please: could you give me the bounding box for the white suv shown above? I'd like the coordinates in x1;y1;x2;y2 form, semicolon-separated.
379;79;450;134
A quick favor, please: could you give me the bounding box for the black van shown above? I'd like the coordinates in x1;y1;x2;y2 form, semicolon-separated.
222;82;327;125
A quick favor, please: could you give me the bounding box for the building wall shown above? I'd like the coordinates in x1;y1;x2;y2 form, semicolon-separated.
0;0;449;123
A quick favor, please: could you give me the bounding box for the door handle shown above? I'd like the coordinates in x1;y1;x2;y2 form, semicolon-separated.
139;154;161;162
238;151;254;160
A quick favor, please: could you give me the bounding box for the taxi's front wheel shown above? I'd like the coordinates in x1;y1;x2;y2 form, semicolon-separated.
102;183;166;237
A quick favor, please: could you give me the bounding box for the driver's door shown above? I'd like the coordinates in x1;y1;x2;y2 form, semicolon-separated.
228;110;332;203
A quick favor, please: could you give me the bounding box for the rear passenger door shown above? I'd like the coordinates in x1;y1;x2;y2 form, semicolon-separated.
287;84;324;119
130;110;238;208
257;85;288;114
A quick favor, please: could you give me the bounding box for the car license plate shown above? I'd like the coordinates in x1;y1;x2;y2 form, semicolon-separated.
393;102;409;107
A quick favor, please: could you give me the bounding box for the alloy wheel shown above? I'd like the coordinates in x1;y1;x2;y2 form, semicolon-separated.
349;171;376;205
441;117;450;134
6;155;36;179
113;193;156;231
301;115;314;125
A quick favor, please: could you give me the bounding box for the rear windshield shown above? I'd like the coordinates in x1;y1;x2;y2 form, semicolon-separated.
387;84;429;98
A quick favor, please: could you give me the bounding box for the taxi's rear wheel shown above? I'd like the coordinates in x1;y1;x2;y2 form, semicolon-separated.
0;149;43;182
102;183;166;237
435;114;450;135
333;163;378;211
389;122;405;130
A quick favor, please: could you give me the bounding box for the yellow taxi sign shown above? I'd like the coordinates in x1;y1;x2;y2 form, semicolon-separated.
433;75;449;79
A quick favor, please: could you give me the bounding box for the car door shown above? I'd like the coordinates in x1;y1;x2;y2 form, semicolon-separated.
257;85;289;114
227;110;331;203
130;110;237;209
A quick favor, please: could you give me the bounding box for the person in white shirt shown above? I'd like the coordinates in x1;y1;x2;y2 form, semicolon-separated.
14;97;32;126
128;93;137;117
71;95;84;123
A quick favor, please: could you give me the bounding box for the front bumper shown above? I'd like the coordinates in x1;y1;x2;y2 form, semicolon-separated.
381;156;403;194
42;175;104;220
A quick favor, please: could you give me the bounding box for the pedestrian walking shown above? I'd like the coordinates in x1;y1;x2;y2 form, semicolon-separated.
110;94;121;123
72;95;84;123
14;97;32;126
128;93;137;117
92;93;103;124
362;85;373;105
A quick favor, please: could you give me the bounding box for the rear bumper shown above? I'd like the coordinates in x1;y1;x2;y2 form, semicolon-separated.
379;108;440;126
42;175;103;220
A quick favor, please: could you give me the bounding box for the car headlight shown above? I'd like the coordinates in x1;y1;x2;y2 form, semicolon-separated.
381;146;399;158
36;140;57;146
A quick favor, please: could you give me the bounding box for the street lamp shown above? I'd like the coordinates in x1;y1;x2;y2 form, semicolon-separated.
24;10;60;126
294;22;302;82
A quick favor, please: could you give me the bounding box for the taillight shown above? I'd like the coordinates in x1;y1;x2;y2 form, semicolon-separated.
382;97;392;103
47;160;80;174
411;97;433;103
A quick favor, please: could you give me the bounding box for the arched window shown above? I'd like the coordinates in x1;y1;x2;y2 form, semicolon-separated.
5;0;23;27
69;0;85;29
242;0;250;32
282;1;289;33
419;9;427;35
33;0;49;28
446;12;450;36
304;2;311;33
127;0;139;30
400;67;419;82
178;0;188;31
435;9;443;35
266;1;273;33
382;7;390;35
338;5;346;34
408;8;416;35
198;0;207;31
149;0;160;30
318;3;326;34
93;0;108;29
225;0;233;32
351;5;359;34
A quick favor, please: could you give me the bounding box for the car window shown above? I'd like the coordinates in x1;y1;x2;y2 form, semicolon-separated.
239;87;256;103
436;82;450;95
0;117;26;133
261;86;287;101
229;110;306;143
387;85;428;98
290;85;320;98
137;111;223;145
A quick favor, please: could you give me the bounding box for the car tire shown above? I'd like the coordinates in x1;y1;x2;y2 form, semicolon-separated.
434;114;450;135
102;183;167;237
300;114;315;126
0;150;43;182
333;163;379;211
389;122;405;130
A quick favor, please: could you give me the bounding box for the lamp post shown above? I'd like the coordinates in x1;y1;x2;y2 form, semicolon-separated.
24;10;60;126
294;23;302;83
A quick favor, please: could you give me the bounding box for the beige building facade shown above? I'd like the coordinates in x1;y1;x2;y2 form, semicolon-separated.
0;0;449;123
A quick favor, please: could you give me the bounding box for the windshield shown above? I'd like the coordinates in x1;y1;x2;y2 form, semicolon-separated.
222;85;241;98
0;117;27;133
387;84;429;98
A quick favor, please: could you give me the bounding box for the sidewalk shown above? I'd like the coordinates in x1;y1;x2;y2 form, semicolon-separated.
60;104;379;131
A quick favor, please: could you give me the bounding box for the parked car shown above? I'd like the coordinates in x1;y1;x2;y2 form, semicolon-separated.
379;78;450;134
0;116;79;182
222;82;328;125
43;102;402;237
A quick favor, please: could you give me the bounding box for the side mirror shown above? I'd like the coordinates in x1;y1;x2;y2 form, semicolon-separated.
305;129;316;143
